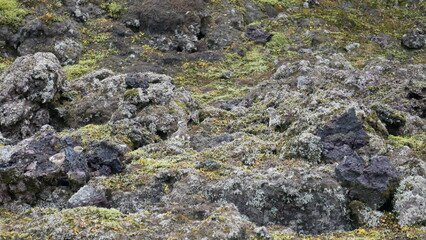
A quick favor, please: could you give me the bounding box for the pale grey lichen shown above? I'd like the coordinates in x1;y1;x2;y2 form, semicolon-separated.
394;176;426;226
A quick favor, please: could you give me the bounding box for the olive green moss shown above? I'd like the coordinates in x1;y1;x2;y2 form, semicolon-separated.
100;1;125;18
0;0;28;28
58;123;133;148
388;134;426;152
123;89;140;99
64;49;118;80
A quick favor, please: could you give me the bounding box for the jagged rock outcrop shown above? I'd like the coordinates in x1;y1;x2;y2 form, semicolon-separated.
0;127;127;205
336;155;399;209
0;52;64;142
317;108;369;163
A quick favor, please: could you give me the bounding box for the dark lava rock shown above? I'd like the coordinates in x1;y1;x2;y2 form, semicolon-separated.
68;185;108;208
195;160;221;171
62;147;90;184
0;129;126;205
336;155;400;209
405;86;426;118
245;26;273;44
85;141;127;176
401;28;425;49
317;108;369;162
3;18;81;64
0;129;63;203
125;73;149;89
0;52;64;142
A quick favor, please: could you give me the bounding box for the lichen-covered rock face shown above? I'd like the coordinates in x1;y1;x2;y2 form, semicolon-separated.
401;28;425;49
336;156;399;209
68;185;108;208
54;38;82;65
0;52;64;142
56;70;197;143
204;168;350;234
394;176;426;226
0;127;127;206
349;201;384;228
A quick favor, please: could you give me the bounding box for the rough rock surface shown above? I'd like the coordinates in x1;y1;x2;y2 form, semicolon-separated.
402;28;425;49
394;176;426;226
336;155;399;209
0;52;64;142
0;127;127;205
317;108;369;162
68;185;108;208
245;26;273;44
1;0;426;239
205;168;350;234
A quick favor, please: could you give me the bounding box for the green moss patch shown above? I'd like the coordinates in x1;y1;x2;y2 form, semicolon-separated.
58;123;132;148
388;134;426;152
0;0;28;28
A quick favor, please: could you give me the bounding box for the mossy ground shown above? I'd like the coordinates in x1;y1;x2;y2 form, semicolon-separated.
172;0;425;104
1;0;426;238
58;123;132;148
388;134;426;153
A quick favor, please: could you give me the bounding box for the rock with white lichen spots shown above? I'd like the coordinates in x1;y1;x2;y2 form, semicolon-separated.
0;52;64;142
394;176;426;226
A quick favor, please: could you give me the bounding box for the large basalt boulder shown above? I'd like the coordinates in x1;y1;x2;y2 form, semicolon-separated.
0;127;127;205
0;18;81;64
336;155;399;209
317;108;369;162
0;52;64;142
0;128;65;203
204;168;350;234
58;71;177;129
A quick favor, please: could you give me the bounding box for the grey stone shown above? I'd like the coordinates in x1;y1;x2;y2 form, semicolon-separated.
394;176;426;226
0;52;64;142
402;28;425;49
245;26;273;44
54;38;82;65
68;185;108;208
344;43;360;52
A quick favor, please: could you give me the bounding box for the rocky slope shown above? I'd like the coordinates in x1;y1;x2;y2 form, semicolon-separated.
0;0;426;239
